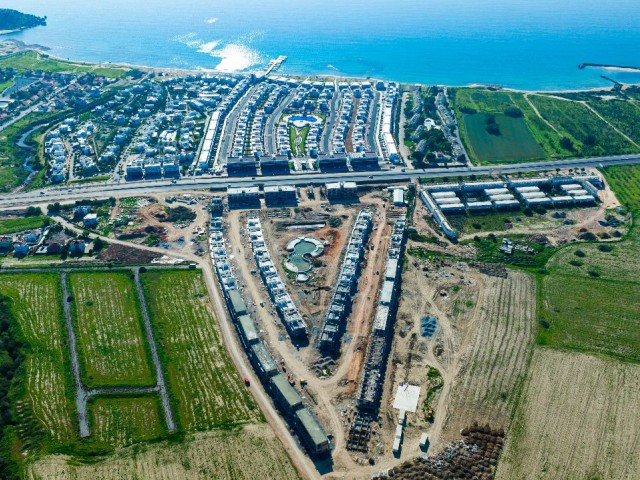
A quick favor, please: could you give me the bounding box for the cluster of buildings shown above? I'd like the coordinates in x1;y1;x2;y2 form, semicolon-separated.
349;88;374;153
317;209;373;353
247;216;308;340
355;218;407;411
125;82;212;180
421;175;602;239
194;77;251;174
379;82;400;164
0;226;47;257
229;83;274;159
435;89;465;160
331;89;354;154
208;208;329;457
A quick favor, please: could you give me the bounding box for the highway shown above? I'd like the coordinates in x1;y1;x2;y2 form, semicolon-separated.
1;153;640;208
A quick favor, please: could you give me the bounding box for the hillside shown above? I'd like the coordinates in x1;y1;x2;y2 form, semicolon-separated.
0;9;46;32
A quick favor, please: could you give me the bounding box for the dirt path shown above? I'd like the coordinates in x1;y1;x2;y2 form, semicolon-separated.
524;93;559;133
198;222;321;480
133;267;177;432
581;100;640;149
333;207;388;387
60;271;90;438
224;211;352;471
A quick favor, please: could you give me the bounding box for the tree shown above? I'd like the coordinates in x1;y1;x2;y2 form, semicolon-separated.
504;106;524;118
559;137;574;151
24;206;42;217
584;134;596;147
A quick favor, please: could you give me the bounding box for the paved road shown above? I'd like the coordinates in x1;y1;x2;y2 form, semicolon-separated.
2;153;640;208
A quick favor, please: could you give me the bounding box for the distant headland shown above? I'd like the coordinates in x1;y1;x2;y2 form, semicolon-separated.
0;9;47;35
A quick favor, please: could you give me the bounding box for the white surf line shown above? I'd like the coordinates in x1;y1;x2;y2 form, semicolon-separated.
60;271;90;437
133;267;177;432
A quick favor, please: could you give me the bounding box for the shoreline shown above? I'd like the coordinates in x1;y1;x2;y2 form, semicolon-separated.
5;45;640;96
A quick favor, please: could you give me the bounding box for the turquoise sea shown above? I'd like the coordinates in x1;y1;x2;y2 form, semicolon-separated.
3;0;640;90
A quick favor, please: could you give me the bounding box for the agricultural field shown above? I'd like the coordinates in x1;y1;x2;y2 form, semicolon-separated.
588;98;640;145
441;271;536;441
462;113;545;163
25;425;299;480
529;95;638;156
0;273;76;445
88;396;165;449
496;349;640;480
450;88;565;163
141;270;260;430
0;215;48;234
69;272;154;388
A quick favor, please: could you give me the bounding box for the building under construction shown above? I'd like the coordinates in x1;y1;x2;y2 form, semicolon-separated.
247;216;308;340
208;211;328;457
317;209;373;353
348;217;407;451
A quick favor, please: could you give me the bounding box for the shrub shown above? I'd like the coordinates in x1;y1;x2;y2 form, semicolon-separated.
569;259;583;267
574;249;586;257
598;244;613;252
588;270;601;277
560;137;575;151
504;106;524;118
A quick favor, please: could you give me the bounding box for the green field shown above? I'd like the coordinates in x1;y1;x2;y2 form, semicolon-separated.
0;273;76;445
0;215;48;235
540;273;640;363
88;396;165;448
448;210;559;235
530;95;637;156
462;113;545;163
588;99;640;145
0;51;128;78
451;88;564;163
538;164;640;363
141;270;260;430
69;272;155;388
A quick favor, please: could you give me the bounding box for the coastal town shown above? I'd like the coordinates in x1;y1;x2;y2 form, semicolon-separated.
1;11;640;480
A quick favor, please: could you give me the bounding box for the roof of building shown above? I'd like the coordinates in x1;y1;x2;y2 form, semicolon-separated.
295;408;329;446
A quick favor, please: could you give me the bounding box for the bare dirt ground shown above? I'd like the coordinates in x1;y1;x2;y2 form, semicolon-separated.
364;261;536;473
111;194;210;258
26;424;300;480
496;348;640;480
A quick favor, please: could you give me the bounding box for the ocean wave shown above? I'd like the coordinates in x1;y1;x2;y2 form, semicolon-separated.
197;41;220;54
173;31;263;73
208;43;262;72
206;17;219;24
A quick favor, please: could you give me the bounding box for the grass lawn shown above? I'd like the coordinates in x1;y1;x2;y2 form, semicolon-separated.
88;396;165;449
141;269;261;431
69;271;155;388
0;273;77;447
0;215;48;234
462;113;545;163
